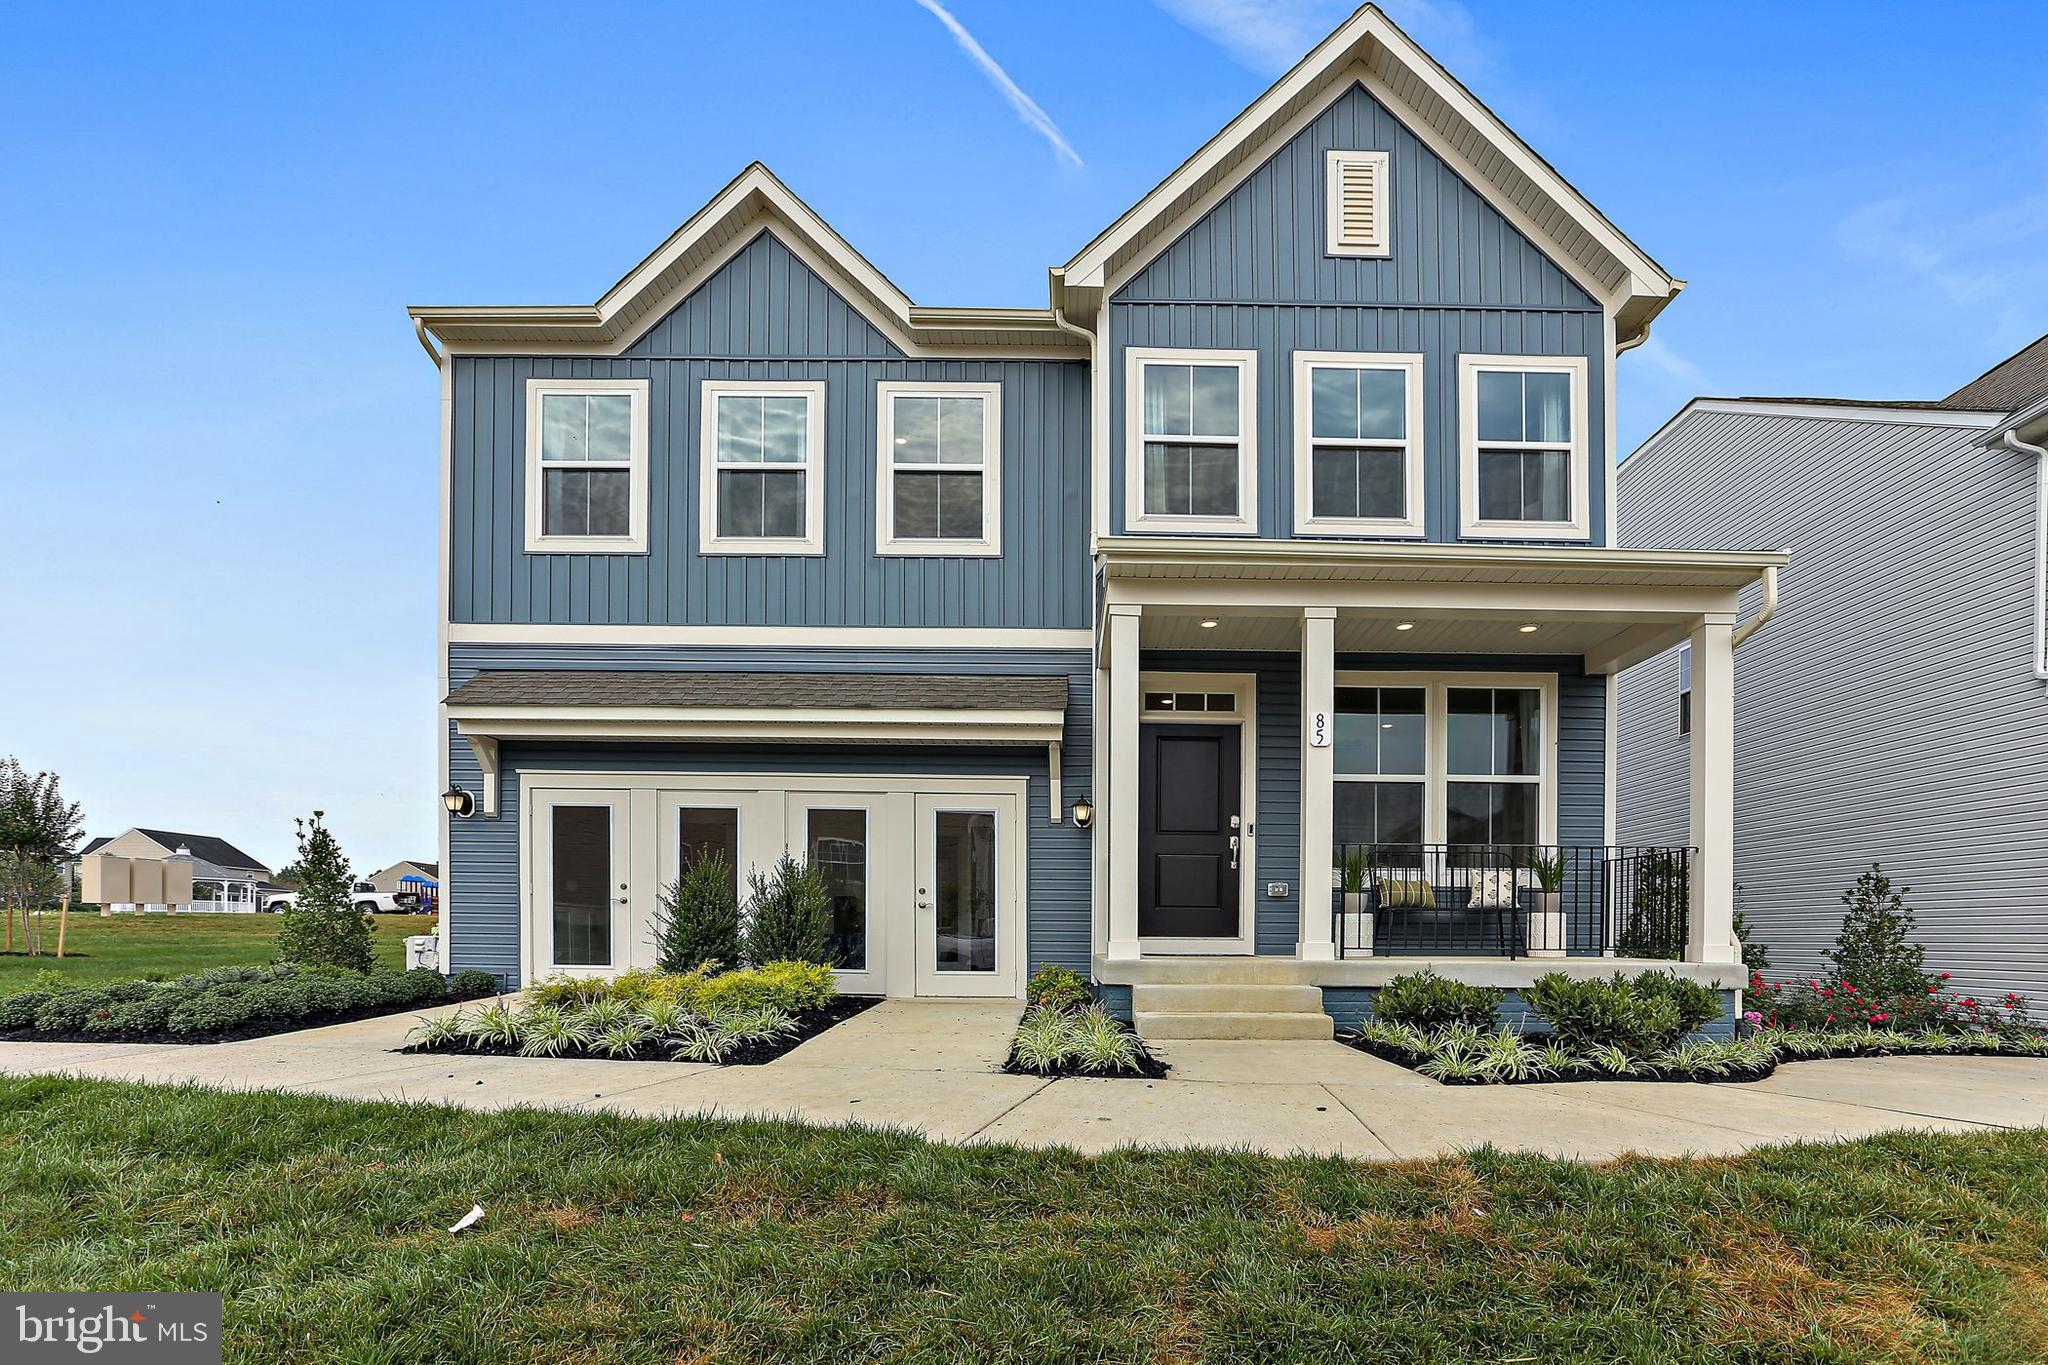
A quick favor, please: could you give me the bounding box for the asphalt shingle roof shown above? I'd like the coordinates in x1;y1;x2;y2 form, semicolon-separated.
1941;333;2048;413
444;670;1068;712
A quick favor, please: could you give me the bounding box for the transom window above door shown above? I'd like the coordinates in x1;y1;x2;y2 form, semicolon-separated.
524;379;649;554
1126;348;1257;534
1458;354;1590;541
876;382;1002;556
1292;352;1425;537
700;379;826;555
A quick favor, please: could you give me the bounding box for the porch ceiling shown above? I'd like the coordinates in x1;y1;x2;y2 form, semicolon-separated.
1098;538;1786;590
1140;610;1644;658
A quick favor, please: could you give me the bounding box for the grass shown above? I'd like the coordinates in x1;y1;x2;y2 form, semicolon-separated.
0;912;436;993
4;1077;2048;1363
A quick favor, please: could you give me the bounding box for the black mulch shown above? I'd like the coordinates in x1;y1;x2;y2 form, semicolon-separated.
399;995;883;1067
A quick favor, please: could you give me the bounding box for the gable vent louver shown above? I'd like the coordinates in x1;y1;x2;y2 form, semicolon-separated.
1326;150;1390;257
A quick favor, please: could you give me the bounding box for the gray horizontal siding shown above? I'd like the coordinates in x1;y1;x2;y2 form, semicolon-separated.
1108;80;1605;547
450;233;1089;630
1617;407;2048;1000
445;644;1092;983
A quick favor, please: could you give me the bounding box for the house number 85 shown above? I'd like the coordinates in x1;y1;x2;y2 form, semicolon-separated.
1309;710;1331;747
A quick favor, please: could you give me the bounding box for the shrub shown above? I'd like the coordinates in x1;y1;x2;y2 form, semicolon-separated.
1629;971;1724;1037
654;850;742;973
1526;973;1684;1056
1026;963;1093;1014
526;974;614;1009
0;990;55;1031
274;812;375;973
1372;971;1502;1032
697;961;837;1015
1008;1004;1152;1076
742;853;832;966
1826;864;1933;1001
447;970;501;1000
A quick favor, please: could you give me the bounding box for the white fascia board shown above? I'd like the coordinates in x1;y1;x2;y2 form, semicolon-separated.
450;709;1066;745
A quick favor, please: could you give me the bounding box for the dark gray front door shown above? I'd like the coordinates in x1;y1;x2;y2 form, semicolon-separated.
1138;723;1242;938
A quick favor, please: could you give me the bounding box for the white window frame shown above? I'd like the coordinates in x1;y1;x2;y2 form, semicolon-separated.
1124;347;1258;536
699;378;827;556
1291;350;1425;537
874;380;1002;557
1334;671;1558;847
1677;641;1693;737
524;378;650;554
1325;149;1391;258
1457;353;1591;542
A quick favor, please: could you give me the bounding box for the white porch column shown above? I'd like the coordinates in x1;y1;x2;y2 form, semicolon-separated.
1686;616;1739;964
1298;607;1337;961
1106;604;1143;960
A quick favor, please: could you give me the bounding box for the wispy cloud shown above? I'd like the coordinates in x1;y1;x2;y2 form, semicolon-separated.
1633;334;1712;391
1151;0;1492;80
912;0;1081;168
1836;187;2048;324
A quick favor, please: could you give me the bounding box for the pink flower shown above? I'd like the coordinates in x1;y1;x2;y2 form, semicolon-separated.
1942;972;1953;979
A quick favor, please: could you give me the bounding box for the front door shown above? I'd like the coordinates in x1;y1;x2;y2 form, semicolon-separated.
912;793;1018;998
1138;723;1242;939
530;788;631;976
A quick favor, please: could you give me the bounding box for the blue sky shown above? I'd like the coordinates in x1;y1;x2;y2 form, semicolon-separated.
3;0;2045;870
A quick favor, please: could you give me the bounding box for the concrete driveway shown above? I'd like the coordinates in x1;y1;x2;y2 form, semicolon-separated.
5;1001;2045;1161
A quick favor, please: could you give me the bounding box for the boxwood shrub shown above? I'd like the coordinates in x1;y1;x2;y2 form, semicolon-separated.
3;965;462;1043
1373;971;1504;1031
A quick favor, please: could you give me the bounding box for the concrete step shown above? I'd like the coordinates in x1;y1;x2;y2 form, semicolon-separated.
1133;983;1325;1014
1135;1010;1336;1041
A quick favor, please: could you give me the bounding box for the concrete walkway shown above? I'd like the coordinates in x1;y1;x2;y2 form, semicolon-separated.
5;1001;2046;1161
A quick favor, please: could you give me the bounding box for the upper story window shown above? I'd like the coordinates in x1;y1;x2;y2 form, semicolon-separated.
1126;348;1257;535
1457;354;1590;541
699;380;826;555
875;381;1001;556
1325;150;1390;257
524;379;649;554
1292;352;1425;537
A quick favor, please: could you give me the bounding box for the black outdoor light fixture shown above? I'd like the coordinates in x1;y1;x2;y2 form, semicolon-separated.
1069;796;1095;829
442;786;476;819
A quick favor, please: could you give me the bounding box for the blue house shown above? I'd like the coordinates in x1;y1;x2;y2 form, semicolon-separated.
410;5;1780;1038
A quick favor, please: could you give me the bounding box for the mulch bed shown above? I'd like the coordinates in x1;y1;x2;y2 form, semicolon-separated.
1340;1030;2043;1086
400;995;883;1067
0;951;94;959
2;999;467;1048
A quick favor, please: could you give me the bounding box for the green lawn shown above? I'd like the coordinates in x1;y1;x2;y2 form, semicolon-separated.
0;912;436;993
4;1078;2046;1363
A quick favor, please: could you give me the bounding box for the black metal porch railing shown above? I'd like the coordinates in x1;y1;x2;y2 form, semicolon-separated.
1330;844;1693;959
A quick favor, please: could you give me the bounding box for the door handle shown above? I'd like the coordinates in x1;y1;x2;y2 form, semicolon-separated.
1228;834;1240;870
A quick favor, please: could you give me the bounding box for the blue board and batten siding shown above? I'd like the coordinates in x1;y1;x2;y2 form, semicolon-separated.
445;645;1093;984
1108;82;1607;544
449;233;1090;629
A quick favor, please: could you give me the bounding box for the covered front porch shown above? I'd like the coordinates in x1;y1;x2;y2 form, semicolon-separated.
1091;538;1786;1003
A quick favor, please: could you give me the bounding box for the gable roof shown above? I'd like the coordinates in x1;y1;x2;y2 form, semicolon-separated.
1053;4;1680;340
129;828;268;872
410;164;1086;359
1942;334;2048;414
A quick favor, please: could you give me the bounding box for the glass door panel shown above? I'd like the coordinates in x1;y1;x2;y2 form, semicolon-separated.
530;789;630;976
913;794;1017;998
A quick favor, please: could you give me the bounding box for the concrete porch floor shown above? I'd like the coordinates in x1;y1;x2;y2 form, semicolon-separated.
4;1001;2046;1160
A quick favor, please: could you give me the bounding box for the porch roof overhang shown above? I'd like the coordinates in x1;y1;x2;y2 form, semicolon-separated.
1097;539;1788;675
443;670;1070;817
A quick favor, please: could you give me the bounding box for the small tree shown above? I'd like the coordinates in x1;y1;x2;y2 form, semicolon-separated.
274;812;374;972
741;851;831;966
0;757;85;956
1732;883;1771;974
654;849;741;971
1825;864;1930;999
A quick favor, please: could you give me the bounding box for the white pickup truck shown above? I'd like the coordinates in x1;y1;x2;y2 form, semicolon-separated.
262;880;423;914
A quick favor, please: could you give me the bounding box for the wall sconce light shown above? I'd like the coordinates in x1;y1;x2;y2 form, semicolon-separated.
1069;797;1095;829
442;786;476;819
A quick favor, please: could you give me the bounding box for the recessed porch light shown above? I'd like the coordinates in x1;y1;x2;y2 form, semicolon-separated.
1394;621;1415;631
1199;618;1219;629
1518;624;1540;634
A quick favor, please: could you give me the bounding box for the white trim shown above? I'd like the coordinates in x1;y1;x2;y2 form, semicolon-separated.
874;380;1003;557
523;378;650;555
1290;350;1425;537
1123;347;1258;535
1332;670;1559;847
1134;670;1257;956
1324;149;1390;257
1456;353;1591;542
446;621;1092;648
698;379;827;556
452;708;1063;746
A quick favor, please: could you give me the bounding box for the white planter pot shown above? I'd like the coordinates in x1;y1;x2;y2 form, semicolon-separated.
1339;893;1373;956
1527;892;1565;957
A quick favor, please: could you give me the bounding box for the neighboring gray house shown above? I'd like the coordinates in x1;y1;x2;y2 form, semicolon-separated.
1617;336;2048;999
79;828;274;912
408;5;1781;1038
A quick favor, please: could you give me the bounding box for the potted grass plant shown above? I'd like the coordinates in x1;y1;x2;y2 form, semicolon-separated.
1339;847;1374;956
1527;851;1566;958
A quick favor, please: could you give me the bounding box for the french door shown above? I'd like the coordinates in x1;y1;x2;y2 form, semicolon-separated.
912;793;1019;998
530;788;631;976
